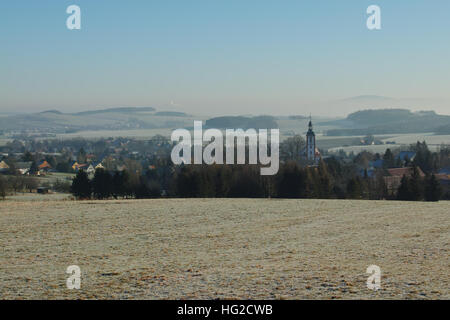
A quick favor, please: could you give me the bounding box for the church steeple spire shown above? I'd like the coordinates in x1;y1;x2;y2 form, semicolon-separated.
306;115;316;162
308;114;313;132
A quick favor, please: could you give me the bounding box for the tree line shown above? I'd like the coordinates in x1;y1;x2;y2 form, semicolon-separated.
0;175;71;200
396;167;442;202
71;168;162;200
69;159;443;202
0;175;39;200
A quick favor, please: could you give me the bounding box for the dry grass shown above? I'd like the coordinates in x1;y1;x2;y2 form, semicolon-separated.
0;198;448;299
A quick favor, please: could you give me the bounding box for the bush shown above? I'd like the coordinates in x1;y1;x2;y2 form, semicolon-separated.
24;177;38;192
53;179;71;193
7;176;25;194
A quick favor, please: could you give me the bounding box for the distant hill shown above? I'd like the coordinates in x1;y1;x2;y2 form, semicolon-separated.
324;109;450;136
314;95;450;117
0;106;197;134
205;116;278;129
154;111;188;117
347;109;414;125
40;110;63;114
288;115;308;120
76;107;155;116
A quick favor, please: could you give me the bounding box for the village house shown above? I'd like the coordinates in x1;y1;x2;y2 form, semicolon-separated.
397;151;416;162
396;151;416;166
83;161;106;176
71;162;89;172
86;164;96;175
384;167;425;194
435;173;450;194
87;162;105;174
15;161;32;175
94;162;105;170
0;160;9;173
71;161;80;171
38;160;52;173
116;164;127;172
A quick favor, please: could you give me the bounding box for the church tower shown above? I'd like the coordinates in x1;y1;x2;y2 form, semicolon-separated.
306;117;316;162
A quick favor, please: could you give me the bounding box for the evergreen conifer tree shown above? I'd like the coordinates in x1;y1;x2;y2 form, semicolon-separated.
424;174;442;202
70;170;91;199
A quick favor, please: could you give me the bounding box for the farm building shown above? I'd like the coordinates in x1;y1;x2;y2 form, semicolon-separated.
384;167;425;194
37;187;49;194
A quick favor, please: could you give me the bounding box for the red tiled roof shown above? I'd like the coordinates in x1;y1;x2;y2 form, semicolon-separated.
38;161;52;169
387;167;425;178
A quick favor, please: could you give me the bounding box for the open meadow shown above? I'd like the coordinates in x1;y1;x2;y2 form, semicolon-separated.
0;198;448;299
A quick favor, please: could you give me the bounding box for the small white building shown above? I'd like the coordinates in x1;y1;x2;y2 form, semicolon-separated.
86;164;95;175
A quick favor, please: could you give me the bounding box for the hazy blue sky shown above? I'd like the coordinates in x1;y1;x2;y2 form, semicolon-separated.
1;1;449;116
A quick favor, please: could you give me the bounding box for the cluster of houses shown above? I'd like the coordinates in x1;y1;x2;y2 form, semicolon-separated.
2;129;450;199
1;155;159;177
0;160;53;176
0;158;110;177
385;166;450;194
71;161;105;175
358;151;450;195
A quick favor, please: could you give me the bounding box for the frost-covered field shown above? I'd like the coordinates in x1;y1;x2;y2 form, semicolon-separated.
0;198;448;299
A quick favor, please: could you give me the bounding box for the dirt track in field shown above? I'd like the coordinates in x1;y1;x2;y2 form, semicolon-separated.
0;198;448;299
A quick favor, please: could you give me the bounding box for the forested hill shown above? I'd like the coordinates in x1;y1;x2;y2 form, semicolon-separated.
75;107;155;116
205;116;278;129
324;109;450;136
0;107;191;133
